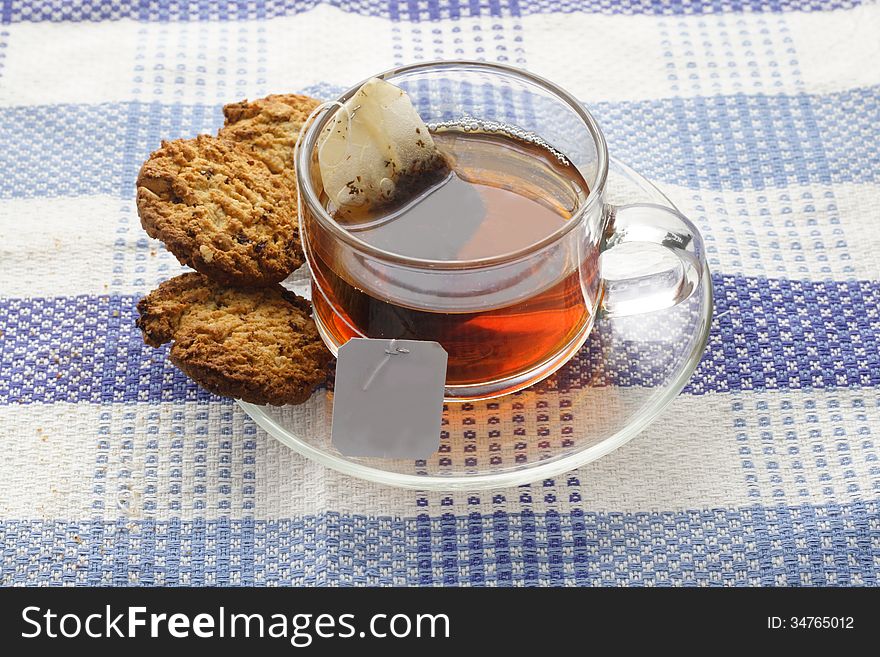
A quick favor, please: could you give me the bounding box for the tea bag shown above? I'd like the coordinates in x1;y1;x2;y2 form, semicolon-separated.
317;77;449;218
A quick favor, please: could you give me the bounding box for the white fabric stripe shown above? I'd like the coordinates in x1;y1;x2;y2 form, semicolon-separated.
517;6;880;102
2;182;876;298
0;195;185;298
0;402;257;521
833;183;880;282
0;20;142;107
262;8;397;98
0;6;877;107
785;4;880;95
0;7;396;107
1;387;877;519
660;181;880;282
0;406;98;519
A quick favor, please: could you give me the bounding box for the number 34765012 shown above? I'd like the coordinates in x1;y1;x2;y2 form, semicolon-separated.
768;617;854;630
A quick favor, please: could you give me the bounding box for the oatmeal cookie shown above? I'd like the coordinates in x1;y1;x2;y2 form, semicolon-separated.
219;93;322;181
136;135;302;287
137;273;332;405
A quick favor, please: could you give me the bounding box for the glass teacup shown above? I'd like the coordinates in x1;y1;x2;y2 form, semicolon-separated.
296;61;704;401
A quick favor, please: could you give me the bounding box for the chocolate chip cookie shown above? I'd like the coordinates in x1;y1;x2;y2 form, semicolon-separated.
219;93;322;181
136;135;302;287
137;273;332;405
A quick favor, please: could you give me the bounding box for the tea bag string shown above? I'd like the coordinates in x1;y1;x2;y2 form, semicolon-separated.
361;339;411;391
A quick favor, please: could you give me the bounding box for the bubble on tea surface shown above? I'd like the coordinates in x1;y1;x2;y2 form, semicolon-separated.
317;78;449;219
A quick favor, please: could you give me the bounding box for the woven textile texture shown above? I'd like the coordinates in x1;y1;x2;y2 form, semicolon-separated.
1;0;879;586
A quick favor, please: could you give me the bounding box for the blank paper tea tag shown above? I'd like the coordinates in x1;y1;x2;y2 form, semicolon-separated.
331;338;447;459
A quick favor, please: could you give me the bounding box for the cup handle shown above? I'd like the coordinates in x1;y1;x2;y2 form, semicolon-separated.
599;203;705;318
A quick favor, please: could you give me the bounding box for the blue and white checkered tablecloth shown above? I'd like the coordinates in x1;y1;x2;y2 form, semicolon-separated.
1;0;879;586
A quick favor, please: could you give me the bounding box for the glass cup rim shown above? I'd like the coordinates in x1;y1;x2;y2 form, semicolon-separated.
295;59;610;271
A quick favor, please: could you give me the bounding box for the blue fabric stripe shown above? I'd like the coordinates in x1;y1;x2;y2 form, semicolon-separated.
1;500;877;585
467;510;485;585
605;89;880;190
2;88;877;199
1;273;878;405
439;511;459;585
0;101;224;198
0;0;866;24
519;507;537;584
416;512;434;585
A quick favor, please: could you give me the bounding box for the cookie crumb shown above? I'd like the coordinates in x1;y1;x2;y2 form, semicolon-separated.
199;244;214;263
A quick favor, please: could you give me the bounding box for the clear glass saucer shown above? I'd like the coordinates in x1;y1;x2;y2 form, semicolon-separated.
238;157;713;490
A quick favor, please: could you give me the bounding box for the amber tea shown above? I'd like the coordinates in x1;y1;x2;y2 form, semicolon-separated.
307;121;598;395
